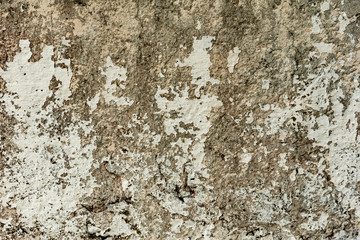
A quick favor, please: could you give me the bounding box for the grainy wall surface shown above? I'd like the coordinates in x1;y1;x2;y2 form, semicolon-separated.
0;0;359;239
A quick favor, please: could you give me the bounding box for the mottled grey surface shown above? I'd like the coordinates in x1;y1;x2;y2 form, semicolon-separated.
0;0;359;239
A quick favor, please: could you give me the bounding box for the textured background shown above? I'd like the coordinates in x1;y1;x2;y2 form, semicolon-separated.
0;0;359;239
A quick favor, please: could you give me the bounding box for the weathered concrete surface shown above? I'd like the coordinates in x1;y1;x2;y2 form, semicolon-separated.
0;0;359;239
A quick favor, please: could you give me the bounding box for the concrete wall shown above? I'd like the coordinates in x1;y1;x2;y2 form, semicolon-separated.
0;0;359;239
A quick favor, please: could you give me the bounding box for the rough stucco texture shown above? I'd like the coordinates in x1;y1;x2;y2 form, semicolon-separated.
0;0;359;239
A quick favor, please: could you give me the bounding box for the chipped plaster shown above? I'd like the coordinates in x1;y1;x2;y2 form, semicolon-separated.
0;0;359;239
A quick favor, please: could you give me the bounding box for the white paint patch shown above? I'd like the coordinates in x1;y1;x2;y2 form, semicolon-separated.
176;36;219;97
0;40;98;236
246;112;254;124
1;40;71;116
155;86;222;180
240;153;253;164
311;15;322;34
332;230;349;239
227;47;240;74
262;79;270;90
108;213;135;237
170;218;184;233
289;170;296;181
338;12;350;34
86;202;143;238
155;86;222;138
155;36;222;217
320;1;330;13
248;188;277;223
61;36;71;47
160;192;190;216
260;104;270;111
99;56;133;106
300;212;329;231
265;61;360;218
87;93;100;113
313;42;334;54
279;153;288;170
87;57;133;111
196;20;201;30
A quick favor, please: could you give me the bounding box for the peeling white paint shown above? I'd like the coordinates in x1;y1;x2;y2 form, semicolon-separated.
311;15;322;34
155;36;222;219
61;36;71;47
260;104;270;111
0;40;99;236
240;153;252;164
262;79;270;90
86;202;143;238
100;56;133;106
0;4;357;238
1;40;71;116
265;59;360;218
155;86;221;138
196;20;201;30
108;213;135;237
156;37;222;182
300;212;328;231
176;36;219;97
87;56;133;112
320;1;330;13
170;218;184;233
289;170;296;181
338;12;350;34
313;42;334;54
246;112;254;124
332;230;350;239
87;93;100;113
249;188;277;223
279;153;288;171
227;46;240;74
